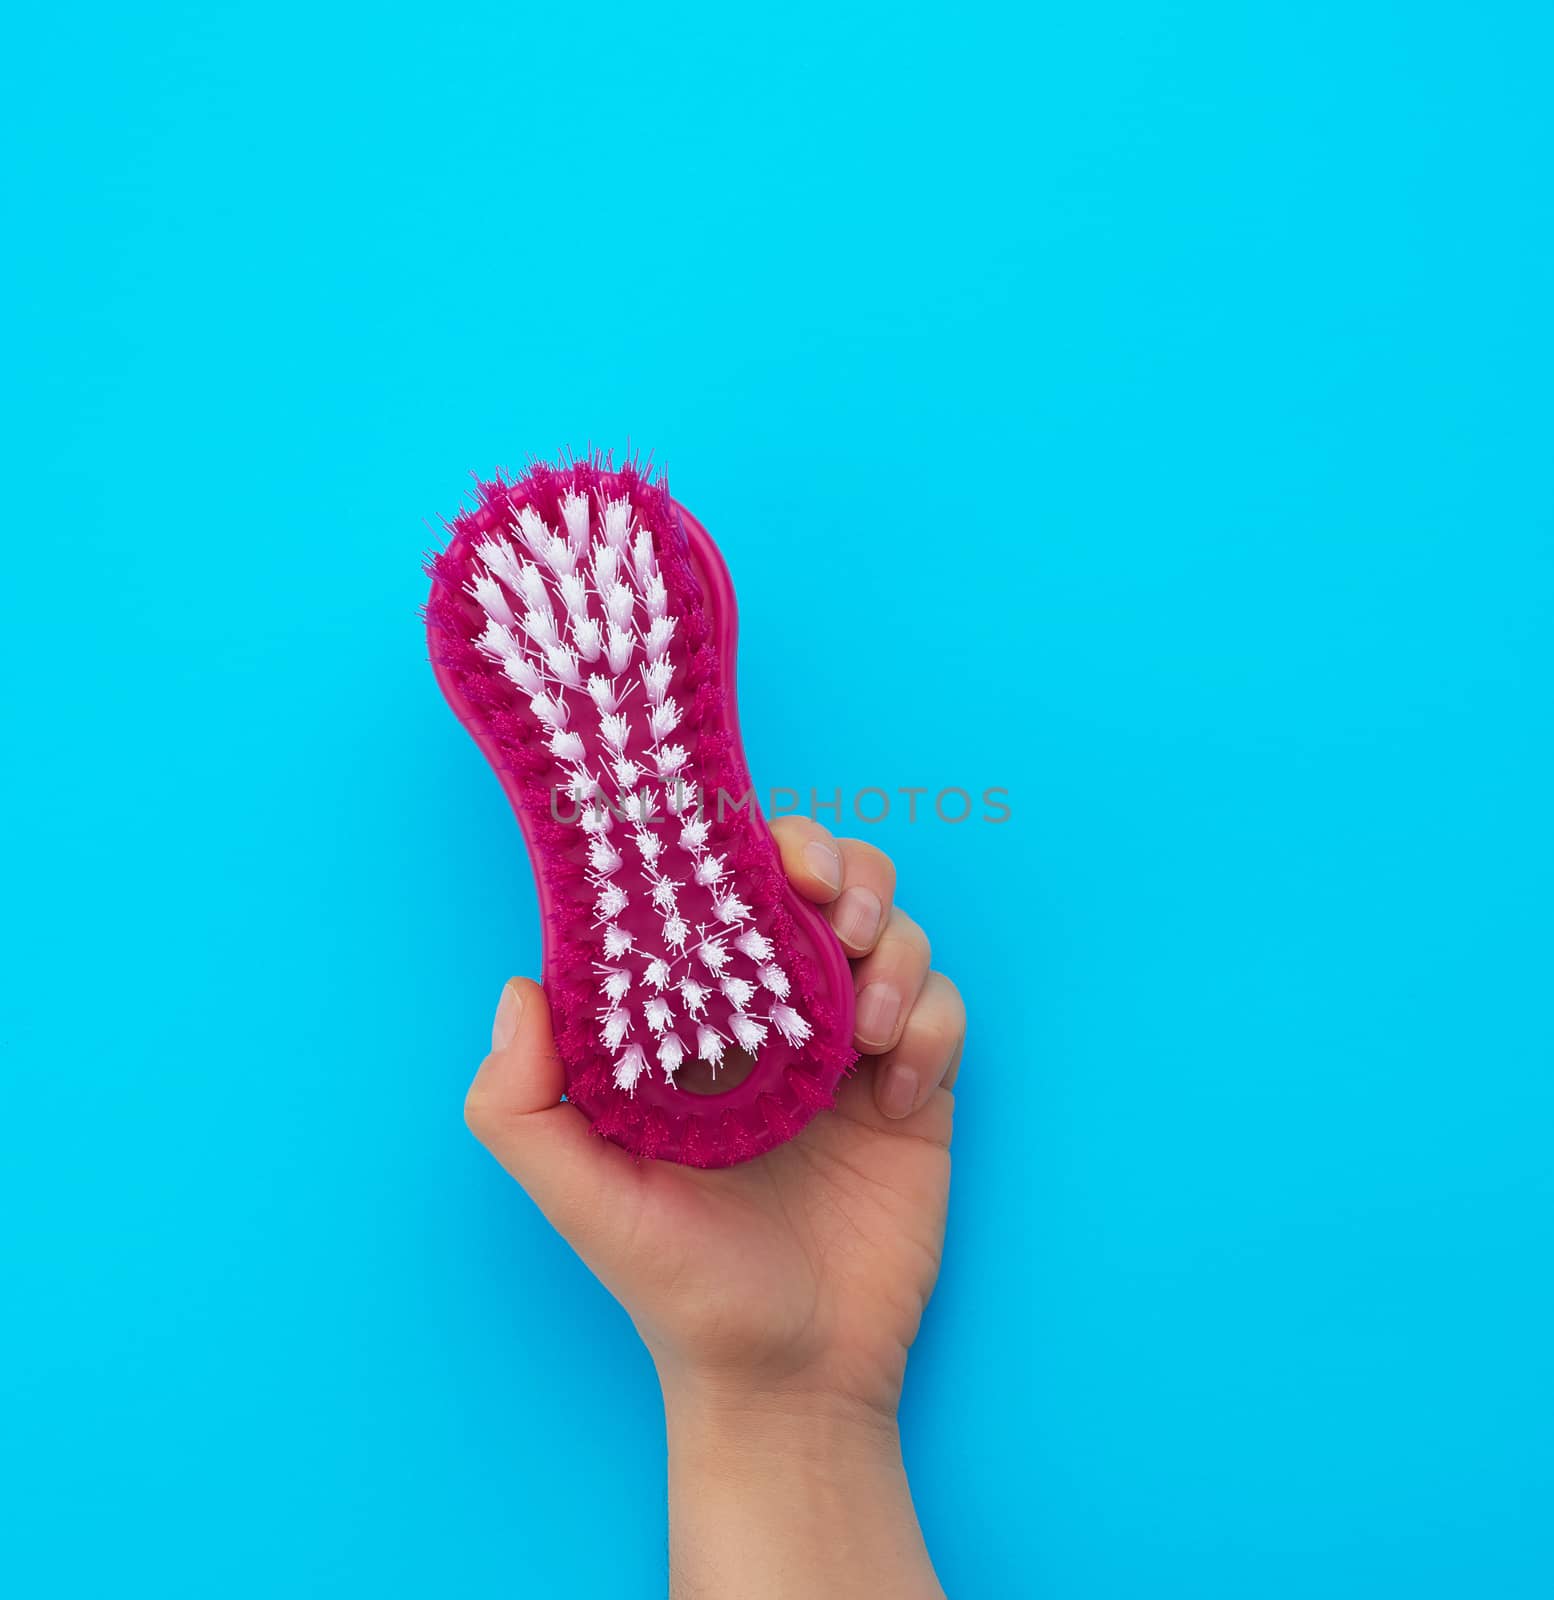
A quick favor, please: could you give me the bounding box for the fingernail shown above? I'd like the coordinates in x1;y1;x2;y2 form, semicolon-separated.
832;887;882;950
492;980;524;1052
803;840;843;894
879;1063;919;1120
855;981;901;1048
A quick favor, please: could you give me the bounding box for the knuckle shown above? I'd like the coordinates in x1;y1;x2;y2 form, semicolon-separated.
769;814;814;848
463;1078;496;1139
905;973;963;1051
888;908;931;965
843;839;896;890
935;970;966;1021
944;1003;968;1053
917;1003;964;1060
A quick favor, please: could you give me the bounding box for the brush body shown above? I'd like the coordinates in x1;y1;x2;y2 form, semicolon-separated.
426;460;856;1166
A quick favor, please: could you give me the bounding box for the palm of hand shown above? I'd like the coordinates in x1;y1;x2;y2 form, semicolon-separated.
605;1079;953;1411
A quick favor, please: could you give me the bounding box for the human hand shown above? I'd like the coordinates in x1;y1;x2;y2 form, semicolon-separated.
464;817;964;1417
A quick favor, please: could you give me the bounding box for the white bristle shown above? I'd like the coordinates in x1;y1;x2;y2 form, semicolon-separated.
736;930;775;962
612;757;642;791
721;976;755;1009
696;1025;726;1066
645;958;671;991
467;573;516;626
592;543;621;590
515;505;552;556
694;854;727;886
631;525;657;585
501;654;542;694
603;924;634;958
473;536;525;593
529;518;570;576
621;792;651;823
654;743;689;778
730;1013;767;1053
633;828;663;862
587;674;621;713
640;658;672;704
516;562;550;612
679;817;710;851
679;978;710;1017
522;605;559;651
664;914;689;952
643;615;676;661
601;495;633;550
529;691;567;731
649;877;680;912
543;531;577;577
643;995;673;1035
595;884;628;919
544;644;583;687
613;1043;647;1093
603;582;635;630
548;729;586;763
572;616;603;662
713;892;752;925
649;698;681;741
601;968;631;1004
601;1008;631;1050
580;802;613;836
645;571;669;619
475;619;521;662
600;713;631;752
606;626;635;675
562;767;596;804
770;1004;812;1045
558;571;588;618
757;963;790;998
658;1032;686;1077
589;838;623;876
666;781;697;816
560;489;591;553
696;937;730;974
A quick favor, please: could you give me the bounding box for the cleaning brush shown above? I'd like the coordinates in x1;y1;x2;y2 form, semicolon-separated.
425;456;857;1166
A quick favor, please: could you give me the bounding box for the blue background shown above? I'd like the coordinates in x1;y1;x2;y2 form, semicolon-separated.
4;3;1551;1595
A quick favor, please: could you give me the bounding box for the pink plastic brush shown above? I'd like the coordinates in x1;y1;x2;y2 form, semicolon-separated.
425;456;857;1166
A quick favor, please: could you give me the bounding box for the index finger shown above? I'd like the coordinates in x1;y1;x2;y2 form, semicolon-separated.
768;816;898;958
769;814;846;902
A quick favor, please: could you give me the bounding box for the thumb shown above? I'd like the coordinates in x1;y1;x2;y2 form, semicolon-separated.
464;977;639;1245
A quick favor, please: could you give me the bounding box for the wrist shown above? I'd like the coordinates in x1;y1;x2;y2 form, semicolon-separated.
660;1367;903;1464
650;1328;910;1432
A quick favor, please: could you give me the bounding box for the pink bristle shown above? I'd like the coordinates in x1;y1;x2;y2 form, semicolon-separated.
718;1112;757;1165
638;1107;669;1162
756;1094;796;1144
785;1065;833;1111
